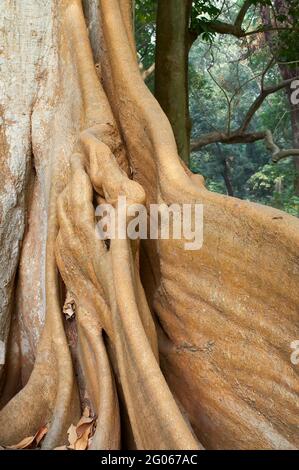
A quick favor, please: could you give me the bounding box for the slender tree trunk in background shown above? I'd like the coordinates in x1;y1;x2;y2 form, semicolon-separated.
155;0;192;165
0;0;298;451
280;67;299;195
216;144;234;196
222;159;234;197
262;1;299;195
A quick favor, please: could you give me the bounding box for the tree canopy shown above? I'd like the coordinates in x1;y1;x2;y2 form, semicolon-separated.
136;0;299;215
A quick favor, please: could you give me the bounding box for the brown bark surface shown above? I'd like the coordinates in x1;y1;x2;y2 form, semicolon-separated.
155;0;192;165
0;0;298;450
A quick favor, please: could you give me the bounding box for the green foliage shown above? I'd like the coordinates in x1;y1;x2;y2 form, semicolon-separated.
135;0;157;90
251;0;271;5
248;160;299;215
189;24;298;216
190;0;274;42
274;0;299;66
190;1;219;42
135;0;299;217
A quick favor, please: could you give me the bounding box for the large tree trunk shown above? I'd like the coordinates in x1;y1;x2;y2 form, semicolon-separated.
0;0;298;450
155;0;192;165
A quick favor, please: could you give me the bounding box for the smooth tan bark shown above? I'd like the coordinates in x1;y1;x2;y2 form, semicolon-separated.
0;0;298;450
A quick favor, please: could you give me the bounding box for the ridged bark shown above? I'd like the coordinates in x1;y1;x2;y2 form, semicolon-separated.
0;0;298;450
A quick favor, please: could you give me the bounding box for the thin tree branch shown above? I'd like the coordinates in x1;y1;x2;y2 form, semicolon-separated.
140;62;155;81
190;0;292;41
191;129;299;164
207;68;232;134
261;58;275;91
235;0;252;30
240;76;299;132
191;130;266;151
265;130;299;162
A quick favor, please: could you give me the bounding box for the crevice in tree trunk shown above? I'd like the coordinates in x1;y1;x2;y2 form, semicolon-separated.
0;0;298;451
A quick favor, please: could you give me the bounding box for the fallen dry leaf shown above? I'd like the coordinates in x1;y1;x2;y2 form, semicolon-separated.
63;292;76;319
83;406;90;418
74;424;93;450
5;425;48;449
35;425;48;445
67;424;78;449
6;435;36;450
76;419;93;437
67;407;96;450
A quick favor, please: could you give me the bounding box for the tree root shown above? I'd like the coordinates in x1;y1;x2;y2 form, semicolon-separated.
0;0;298;450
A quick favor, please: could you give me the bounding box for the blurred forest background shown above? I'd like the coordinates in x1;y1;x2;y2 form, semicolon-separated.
135;0;299;216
